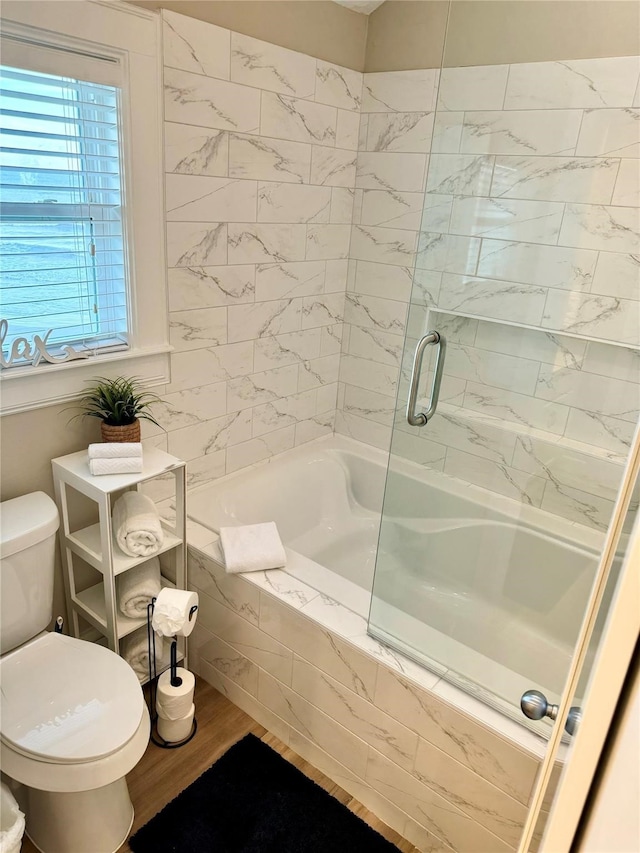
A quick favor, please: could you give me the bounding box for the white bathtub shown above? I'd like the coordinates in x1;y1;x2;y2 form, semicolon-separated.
187;434;603;730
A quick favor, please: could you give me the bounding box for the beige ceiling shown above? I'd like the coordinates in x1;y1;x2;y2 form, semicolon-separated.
332;0;386;13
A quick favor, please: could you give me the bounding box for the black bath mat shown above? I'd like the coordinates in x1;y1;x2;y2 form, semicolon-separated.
129;733;399;852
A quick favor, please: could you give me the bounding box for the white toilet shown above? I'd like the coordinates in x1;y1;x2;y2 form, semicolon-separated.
0;492;150;853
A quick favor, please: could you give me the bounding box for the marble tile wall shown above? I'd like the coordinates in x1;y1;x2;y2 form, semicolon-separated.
151;10;363;484
152;12;638;533
337;55;640;531
336;69;439;448
187;540;545;852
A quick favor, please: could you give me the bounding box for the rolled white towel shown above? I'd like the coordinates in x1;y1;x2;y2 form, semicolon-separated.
88;442;143;459
120;629;164;683
219;522;286;574
89;457;143;476
117;556;161;617
112;491;164;557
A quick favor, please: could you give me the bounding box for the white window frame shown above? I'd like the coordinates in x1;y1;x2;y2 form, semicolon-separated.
0;0;169;415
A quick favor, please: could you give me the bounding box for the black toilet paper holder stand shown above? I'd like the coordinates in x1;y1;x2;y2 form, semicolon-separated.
145;598;198;749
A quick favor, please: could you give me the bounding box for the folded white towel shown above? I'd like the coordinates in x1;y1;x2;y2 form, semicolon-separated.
112;491;164;557
219;522;286;574
88;442;143;459
89;457;143;476
117;556;161;618
120;628;164;683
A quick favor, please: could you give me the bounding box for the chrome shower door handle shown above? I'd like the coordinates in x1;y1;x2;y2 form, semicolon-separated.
406;330;447;427
521;689;583;736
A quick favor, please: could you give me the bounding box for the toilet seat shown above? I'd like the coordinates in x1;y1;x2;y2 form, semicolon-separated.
0;632;144;765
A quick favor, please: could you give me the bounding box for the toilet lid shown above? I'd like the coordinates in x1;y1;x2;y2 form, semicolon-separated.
0;632;144;764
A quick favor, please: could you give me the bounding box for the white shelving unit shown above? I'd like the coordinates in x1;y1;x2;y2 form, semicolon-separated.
52;447;187;683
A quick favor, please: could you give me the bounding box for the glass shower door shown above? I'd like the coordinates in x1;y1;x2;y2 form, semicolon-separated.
367;37;640;731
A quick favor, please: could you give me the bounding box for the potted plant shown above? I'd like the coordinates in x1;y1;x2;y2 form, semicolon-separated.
73;376;162;442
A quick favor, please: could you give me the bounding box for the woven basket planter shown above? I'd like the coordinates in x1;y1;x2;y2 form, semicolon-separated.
100;419;141;443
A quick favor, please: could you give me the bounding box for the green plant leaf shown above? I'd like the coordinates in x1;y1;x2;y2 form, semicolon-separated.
66;375;163;428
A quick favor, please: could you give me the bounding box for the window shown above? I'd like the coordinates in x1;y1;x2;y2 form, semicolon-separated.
0;66;128;359
0;2;169;415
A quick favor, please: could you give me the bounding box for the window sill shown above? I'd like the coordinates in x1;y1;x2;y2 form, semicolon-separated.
0;346;171;416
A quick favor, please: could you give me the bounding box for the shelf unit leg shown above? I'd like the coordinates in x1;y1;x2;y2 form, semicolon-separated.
99;494;119;653
53;479;80;638
176;465;188;672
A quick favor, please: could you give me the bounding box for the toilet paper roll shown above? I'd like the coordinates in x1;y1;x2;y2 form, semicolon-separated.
151;587;199;637
157;703;195;743
156;667;195;720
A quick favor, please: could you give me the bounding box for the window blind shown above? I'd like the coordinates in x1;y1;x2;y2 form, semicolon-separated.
0;64;128;365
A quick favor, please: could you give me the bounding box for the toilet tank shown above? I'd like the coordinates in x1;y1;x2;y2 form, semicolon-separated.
0;492;59;654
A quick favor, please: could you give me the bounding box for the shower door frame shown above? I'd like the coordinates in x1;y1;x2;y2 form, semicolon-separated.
519;420;640;851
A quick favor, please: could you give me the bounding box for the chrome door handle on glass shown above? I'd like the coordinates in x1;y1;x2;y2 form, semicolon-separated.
406;330;447;427
521;689;583;736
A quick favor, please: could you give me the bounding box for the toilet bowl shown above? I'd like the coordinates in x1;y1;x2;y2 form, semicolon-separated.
0;632;150;853
0;493;150;853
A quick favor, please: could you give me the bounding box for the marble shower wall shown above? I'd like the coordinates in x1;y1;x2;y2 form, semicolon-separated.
338;56;640;531
153;10;363;484
153;10;638;531
336;69;440;447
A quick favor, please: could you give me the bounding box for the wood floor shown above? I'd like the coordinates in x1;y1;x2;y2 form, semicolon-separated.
22;679;419;853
